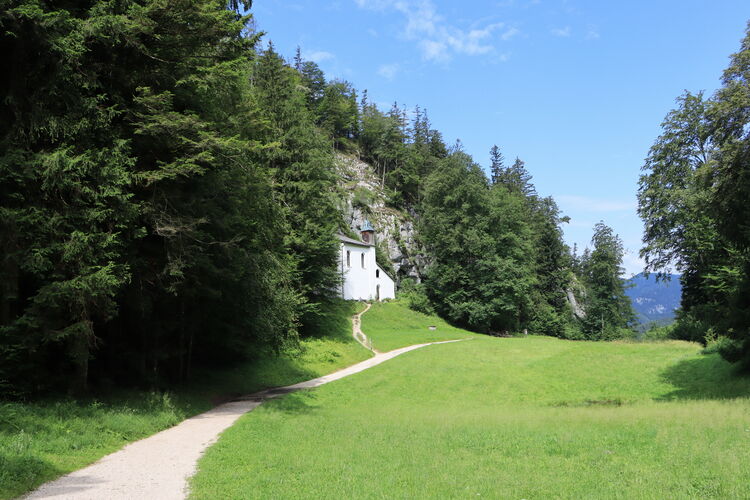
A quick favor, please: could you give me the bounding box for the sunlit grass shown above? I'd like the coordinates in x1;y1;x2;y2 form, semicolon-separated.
361;300;476;351
191;302;750;499
0;300;371;500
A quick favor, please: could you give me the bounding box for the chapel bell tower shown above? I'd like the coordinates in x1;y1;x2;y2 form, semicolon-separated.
360;220;375;244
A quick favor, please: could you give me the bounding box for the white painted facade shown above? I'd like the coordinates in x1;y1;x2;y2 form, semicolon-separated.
337;233;395;301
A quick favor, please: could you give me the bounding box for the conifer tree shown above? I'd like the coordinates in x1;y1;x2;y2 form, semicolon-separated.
528;197;573;337
422;151;534;332
297;60;327;110
489;145;505;185
318;79;359;149
0;0;299;393
294;46;303;71
496;157;537;198
580;223;635;339
254;45;342;335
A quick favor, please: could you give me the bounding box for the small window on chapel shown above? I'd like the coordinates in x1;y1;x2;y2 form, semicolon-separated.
376;269;380;278
361;253;365;268
346;250;350;267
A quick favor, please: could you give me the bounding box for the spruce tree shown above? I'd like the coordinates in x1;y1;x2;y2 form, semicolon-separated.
0;0;300;393
422;150;534;332
528;197;573;337
489;145;505;185
580;223;635;339
318;79;359;149
254;45;342;335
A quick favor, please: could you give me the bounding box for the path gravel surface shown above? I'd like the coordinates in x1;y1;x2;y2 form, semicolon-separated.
25;304;462;499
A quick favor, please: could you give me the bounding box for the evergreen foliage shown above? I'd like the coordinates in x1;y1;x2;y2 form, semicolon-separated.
527;197;575;337
419;147;618;338
317;79;359;150
0;0;321;395
489;145;505;185
578;223;636;339
421;151;523;332
0;0;639;398
252;45;341;336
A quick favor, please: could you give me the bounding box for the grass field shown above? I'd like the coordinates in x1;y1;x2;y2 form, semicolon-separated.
191;302;750;499
0;301;371;500
362;300;477;351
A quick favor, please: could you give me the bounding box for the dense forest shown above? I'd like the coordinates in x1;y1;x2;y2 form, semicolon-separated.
639;22;750;368
0;0;636;397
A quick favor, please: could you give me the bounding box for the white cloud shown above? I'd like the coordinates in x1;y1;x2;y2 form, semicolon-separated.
419;39;447;62
501;27;520;41
556;195;637;212
551;26;571;37
377;63;400;80
307;50;334;63
623;250;646;277
585;27;600;40
354;0;515;62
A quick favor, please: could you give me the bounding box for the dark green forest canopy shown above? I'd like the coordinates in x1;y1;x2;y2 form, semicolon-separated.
0;0;635;397
0;0;325;395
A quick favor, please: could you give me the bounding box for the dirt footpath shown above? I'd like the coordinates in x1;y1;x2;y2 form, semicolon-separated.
26;305;462;499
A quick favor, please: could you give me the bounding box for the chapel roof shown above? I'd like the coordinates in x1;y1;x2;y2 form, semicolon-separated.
336;233;373;247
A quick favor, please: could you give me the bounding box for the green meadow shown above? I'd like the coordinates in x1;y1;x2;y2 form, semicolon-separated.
362;300;477;351
191;302;750;499
0;301;370;500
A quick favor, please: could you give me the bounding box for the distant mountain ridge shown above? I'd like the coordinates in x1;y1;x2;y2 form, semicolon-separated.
625;273;681;327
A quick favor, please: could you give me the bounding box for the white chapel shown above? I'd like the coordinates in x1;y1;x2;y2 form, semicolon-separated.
337;221;396;301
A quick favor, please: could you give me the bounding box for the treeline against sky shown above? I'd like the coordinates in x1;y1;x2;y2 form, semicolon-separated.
293;31;635;341
0;0;634;397
639;23;750;368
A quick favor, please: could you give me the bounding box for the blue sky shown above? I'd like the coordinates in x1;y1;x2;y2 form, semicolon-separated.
251;0;750;276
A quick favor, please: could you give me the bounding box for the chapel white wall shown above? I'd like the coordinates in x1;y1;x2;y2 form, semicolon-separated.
340;243;395;301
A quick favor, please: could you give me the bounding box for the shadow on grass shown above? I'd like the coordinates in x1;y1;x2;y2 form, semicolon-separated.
657;354;750;401
0;453;61;499
302;299;359;341
190;354;322;405
189;300;361;404
263;392;318;415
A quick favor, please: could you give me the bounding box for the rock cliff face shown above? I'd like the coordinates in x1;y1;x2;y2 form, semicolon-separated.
565;273;588;320
335;153;428;283
335;154;587;317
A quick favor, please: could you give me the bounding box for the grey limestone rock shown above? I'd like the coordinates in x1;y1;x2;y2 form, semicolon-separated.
335;153;429;283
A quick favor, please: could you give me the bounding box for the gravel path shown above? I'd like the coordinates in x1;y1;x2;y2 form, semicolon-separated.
351;302;379;353
25;305;462;500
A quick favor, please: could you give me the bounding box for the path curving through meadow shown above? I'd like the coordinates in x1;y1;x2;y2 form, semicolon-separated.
351;302;379;353
25;302;462;500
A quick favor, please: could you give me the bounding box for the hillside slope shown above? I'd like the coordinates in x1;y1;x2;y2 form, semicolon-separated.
625;273;681;326
335;153;427;282
192;302;750;499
